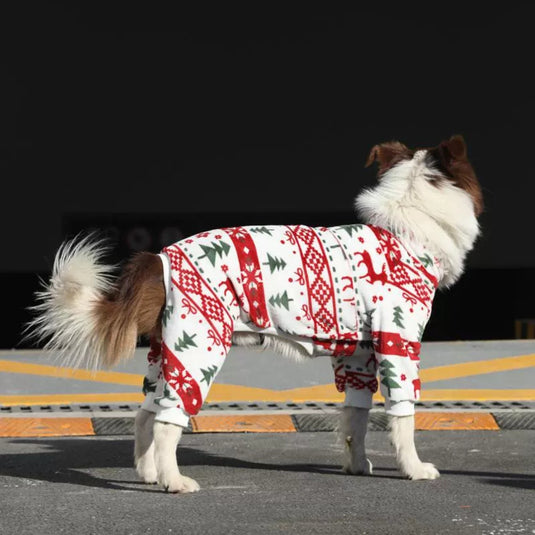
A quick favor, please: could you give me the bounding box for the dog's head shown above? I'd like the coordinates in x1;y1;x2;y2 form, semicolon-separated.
357;135;483;287
365;135;483;217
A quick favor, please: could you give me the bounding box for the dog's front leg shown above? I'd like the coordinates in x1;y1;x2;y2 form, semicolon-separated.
134;409;158;483
153;421;200;493
390;415;439;480
341;406;373;475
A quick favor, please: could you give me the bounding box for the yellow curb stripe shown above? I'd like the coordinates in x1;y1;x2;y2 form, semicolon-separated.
0;417;94;437
206;383;344;403
191;414;296;433
419;354;535;382
415;412;499;430
0;393;145;406
0;359;142;386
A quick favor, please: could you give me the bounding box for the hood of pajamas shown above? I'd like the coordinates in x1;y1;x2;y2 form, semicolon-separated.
143;224;440;422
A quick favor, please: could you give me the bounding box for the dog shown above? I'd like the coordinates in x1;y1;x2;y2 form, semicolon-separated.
27;135;483;493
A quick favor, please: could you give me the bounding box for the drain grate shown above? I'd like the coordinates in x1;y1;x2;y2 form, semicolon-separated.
492;412;535;430
0;403;143;414
91;417;193;436
1;401;534;413
292;412;391;432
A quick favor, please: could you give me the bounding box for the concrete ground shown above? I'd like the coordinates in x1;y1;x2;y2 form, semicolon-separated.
1;340;534;534
1;431;534;535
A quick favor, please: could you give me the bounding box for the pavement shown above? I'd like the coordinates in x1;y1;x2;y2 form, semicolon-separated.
1;431;534;535
1;340;535;534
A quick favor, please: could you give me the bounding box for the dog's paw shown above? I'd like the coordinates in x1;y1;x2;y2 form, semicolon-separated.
406;462;440;480
343;457;373;476
162;474;200;494
135;460;158;484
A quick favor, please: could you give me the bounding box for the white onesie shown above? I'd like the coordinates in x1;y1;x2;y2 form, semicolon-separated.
141;224;439;427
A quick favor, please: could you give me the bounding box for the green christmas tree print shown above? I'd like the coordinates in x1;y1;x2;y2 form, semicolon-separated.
249;226;273;236
417;322;425;342
198;240;231;266
269;291;293;310
379;360;401;396
339;224;363;236
263;253;287;273
162;305;174;327
200;365;218;385
175;330;198;352
154;383;179;406
392;306;405;329
142;376;157;395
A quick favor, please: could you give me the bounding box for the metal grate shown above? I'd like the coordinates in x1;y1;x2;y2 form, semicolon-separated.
1;400;534;414
292;412;391;432
91;417;193;435
492;412;535;430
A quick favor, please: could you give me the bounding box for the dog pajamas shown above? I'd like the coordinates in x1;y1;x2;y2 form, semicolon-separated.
140;224;439;427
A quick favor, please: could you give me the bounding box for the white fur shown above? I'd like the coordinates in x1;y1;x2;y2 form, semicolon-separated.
340;407;373;475
232;332;309;361
134;409;157;484
153;421;199;493
355;152;480;288
389;415;440;480
25;234;115;369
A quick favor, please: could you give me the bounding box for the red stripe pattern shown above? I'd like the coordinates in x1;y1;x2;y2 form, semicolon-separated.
164;244;233;350
161;342;203;415
372;331;421;361
333;363;379;393
286;225;338;337
223;227;271;329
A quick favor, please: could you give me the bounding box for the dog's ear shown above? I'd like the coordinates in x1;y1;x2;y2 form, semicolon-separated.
439;135;467;162
365;141;412;174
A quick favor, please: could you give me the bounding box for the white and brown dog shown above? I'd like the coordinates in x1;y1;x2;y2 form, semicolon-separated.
28;135;483;492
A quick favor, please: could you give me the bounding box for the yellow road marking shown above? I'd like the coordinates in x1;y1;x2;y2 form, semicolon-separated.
207;383;344;403
0;393;145;406
419;354;535;382
2;353;535;388
1;353;535;406
0;417;94;437
0;359;142;386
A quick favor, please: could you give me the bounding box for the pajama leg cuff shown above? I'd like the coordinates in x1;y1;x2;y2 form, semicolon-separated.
384;399;415;417
140;392;190;428
154;407;190;429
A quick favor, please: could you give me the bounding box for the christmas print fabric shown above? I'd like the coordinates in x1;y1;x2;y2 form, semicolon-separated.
141;224;439;425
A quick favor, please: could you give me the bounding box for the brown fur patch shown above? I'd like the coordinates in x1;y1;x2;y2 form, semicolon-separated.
367;135;484;217
429;135;484;216
95;252;165;367
365;141;414;176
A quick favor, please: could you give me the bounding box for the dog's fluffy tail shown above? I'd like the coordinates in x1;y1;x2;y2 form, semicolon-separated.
26;234;165;369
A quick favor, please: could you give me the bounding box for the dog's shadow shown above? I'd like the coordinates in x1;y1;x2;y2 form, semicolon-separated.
2;437;534;492
0;437;355;492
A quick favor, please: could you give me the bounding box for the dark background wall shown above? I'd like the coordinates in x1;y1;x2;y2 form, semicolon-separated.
1;3;534;348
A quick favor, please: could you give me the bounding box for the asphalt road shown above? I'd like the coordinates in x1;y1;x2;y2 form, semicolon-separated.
1;430;534;535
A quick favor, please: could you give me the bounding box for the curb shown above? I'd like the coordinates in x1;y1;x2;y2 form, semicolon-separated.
1;411;535;437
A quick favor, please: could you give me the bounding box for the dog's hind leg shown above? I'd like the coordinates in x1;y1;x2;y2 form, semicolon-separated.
333;349;375;475
134;409;158;484
153;421;200;493
340;407;373;475
390;415;439;480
